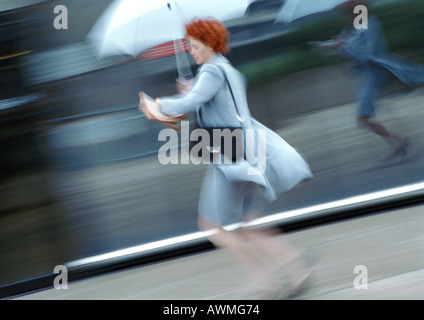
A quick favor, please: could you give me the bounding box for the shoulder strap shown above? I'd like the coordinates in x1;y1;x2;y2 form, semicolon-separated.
216;64;241;119
198;64;242;127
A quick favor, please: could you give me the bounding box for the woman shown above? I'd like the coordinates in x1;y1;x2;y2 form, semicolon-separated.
153;18;312;298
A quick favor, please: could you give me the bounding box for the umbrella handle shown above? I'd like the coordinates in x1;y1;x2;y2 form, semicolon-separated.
173;38;193;80
166;1;193;79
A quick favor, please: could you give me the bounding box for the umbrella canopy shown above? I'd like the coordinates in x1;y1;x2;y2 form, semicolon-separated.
275;0;348;24
88;0;257;59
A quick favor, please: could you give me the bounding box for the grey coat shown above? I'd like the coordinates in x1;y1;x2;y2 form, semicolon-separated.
160;54;250;128
160;54;312;204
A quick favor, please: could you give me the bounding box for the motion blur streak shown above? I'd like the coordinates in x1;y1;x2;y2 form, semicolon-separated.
66;181;424;269
1;0;423;294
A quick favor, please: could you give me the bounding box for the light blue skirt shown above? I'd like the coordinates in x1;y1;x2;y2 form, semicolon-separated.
198;165;263;227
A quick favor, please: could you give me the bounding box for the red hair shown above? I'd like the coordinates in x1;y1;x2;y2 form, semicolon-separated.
185;18;230;55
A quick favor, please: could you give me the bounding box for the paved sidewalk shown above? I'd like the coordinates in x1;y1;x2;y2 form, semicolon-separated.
15;203;424;300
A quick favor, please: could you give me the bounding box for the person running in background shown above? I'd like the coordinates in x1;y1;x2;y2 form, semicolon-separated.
312;0;424;158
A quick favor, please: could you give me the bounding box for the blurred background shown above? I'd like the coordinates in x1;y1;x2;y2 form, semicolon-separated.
1;0;423;295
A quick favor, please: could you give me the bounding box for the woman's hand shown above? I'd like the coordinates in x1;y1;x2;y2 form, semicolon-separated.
176;78;194;96
155;98;162;107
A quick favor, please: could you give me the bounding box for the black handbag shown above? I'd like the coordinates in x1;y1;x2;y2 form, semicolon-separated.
189;66;244;163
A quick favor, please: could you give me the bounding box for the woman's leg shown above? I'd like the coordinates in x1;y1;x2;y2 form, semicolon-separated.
237;224;310;291
198;215;310;293
198;215;272;284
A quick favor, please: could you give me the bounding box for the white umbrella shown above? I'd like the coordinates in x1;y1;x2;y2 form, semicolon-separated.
88;0;257;77
275;0;347;24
